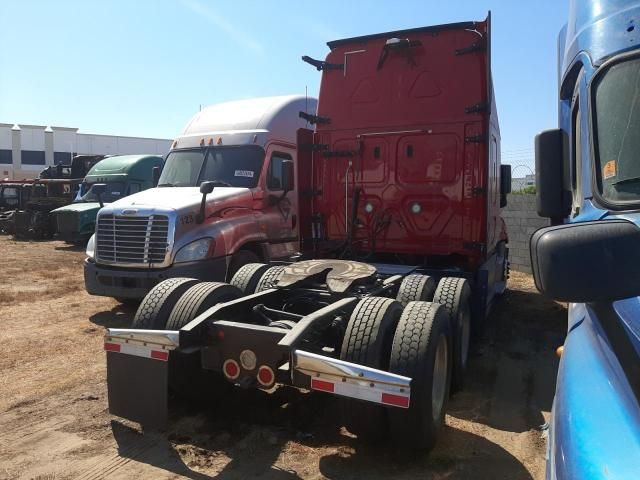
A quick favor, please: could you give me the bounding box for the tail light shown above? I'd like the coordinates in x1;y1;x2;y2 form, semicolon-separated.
223;359;240;380
257;365;275;387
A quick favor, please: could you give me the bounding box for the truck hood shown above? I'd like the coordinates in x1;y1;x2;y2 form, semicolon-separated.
108;187;253;212
52;202;102;214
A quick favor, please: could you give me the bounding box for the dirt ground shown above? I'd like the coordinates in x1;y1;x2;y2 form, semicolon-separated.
0;236;567;480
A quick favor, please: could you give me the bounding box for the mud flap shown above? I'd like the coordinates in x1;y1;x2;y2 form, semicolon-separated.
107;351;169;430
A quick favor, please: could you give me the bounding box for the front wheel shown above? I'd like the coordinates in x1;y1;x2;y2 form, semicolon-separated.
226;250;261;282
388;301;452;451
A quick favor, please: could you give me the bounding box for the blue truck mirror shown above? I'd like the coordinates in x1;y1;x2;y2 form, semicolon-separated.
530;220;640;302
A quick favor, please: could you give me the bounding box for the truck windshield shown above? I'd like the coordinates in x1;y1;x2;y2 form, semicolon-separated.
80;182;126;203
594;57;640;202
158;146;264;188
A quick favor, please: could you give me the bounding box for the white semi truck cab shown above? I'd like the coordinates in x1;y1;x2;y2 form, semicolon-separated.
84;95;317;300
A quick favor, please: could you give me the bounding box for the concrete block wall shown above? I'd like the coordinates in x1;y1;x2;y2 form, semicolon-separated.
502;194;549;274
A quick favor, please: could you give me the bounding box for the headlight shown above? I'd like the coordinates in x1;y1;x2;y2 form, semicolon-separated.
86;234;96;259
174;237;213;263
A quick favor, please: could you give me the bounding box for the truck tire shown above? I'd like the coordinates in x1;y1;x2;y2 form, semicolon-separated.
166;282;242;330
114;297;140;307
495;241;509;296
340;296;403;441
388;301;451;451
396;274;437;306
132;277;199;329
255;265;286;292
226;250;261;282
230;263;270;295
433;277;471;393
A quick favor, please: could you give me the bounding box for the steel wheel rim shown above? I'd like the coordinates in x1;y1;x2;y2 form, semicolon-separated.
432;333;448;421
460;308;471;368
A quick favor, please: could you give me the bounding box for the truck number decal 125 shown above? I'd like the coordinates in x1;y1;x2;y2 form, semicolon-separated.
180;214;194;225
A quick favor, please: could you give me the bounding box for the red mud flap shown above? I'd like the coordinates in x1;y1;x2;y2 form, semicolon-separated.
292;350;411;408
104;329;179;430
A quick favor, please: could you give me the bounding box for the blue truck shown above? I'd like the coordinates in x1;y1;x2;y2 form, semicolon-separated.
533;1;640;478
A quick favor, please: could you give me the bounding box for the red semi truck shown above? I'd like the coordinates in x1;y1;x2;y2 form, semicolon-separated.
103;14;510;451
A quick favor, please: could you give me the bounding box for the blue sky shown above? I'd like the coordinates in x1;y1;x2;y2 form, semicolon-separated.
0;0;567;172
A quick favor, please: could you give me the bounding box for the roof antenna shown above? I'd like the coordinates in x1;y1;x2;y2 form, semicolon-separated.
305;86;309;127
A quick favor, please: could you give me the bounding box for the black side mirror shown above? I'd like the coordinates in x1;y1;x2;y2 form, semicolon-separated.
90;183;107;208
196;181;215;223
530;220;640;302
500;164;511;208
152;166;161;187
281;160;294;193
200;181;215;195
500;164;512;195
535;129;570;224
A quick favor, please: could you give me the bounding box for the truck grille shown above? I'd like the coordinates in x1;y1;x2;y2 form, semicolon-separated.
14;211;31;228
96;214;169;264
56;211;78;233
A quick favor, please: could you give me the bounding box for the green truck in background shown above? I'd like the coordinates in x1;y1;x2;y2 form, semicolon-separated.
53;154;164;243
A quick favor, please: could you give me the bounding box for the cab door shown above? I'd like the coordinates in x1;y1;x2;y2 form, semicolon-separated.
263;147;298;259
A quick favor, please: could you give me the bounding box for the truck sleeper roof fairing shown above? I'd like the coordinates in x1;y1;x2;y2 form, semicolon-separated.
308;14;502;267
317;18;492;131
325;20;484;49
84;155;163;183
173;95;319;150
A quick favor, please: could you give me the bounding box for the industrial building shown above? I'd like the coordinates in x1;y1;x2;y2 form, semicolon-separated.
0;123;171;180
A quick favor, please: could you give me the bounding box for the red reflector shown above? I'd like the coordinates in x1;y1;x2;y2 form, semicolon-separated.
381;392;410;408
151;350;169;361
223;359;240;379
311;378;335;393
257;366;274;386
104;342;121;353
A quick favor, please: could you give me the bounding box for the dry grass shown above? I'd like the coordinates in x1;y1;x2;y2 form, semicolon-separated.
0;236;565;480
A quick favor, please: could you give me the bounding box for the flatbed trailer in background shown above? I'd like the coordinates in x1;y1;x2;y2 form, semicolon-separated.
103;14;511;452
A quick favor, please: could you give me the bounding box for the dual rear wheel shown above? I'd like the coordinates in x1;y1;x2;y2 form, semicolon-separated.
130;270;472;452
397;274;472;392
339;274;472;450
340;296;452;450
131;277;243;397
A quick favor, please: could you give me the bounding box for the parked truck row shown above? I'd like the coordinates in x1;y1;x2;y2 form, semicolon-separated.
6;1;637;477
0;154;163;241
